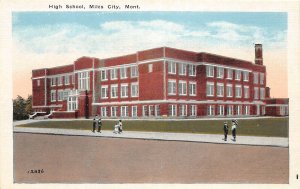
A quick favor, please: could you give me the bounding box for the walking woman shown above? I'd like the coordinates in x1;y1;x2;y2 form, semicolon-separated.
231;119;237;141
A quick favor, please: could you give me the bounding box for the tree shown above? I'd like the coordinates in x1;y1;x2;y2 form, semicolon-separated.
13;95;32;120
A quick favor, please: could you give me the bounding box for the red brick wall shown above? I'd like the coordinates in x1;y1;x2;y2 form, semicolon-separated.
104;54;137;67
138;47;164;61
165;47;197;62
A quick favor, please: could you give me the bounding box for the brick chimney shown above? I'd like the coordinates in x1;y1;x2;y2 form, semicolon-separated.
255;44;263;65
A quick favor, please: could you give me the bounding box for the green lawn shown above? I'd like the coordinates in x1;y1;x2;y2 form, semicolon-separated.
17;117;289;137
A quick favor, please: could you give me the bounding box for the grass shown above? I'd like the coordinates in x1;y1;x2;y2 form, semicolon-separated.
17;117;289;137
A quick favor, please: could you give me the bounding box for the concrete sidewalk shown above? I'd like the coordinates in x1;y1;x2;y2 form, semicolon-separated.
13;126;288;148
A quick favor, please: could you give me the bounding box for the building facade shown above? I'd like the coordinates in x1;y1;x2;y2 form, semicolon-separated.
31;44;286;119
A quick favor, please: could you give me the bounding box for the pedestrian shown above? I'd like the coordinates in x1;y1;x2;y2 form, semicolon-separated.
97;117;102;133
231;119;237;141
118;119;123;133
92;115;97;132
223;121;229;141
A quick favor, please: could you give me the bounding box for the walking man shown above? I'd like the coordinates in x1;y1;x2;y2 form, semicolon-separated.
118;119;123;134
231;119;237;141
92;115;97;132
97;117;102;133
223;121;229;141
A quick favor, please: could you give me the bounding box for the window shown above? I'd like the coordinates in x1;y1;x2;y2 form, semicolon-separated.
67;96;77;111
206;65;214;77
168;105;177;116
235;70;241;80
260;88;265;100
178;81;187;95
148;64;153;73
244;105;250;115
121;84;128;98
217;83;224;97
51;77;56;86
132;106;137;117
235;85;242;98
253;72;258;84
227;105;233;116
217;105;225;116
149;105;154;116
101;107;108;117
244;86;249;99
178;63;186;76
190;105;197;116
120;67;127;79
131;65;138;77
227;69;233;79
121;106;129;117
78;72;89;90
110;68;117;80
260;73;265;85
101;70;107;81
142;105;148;116
51;90;56;102
226;84;233;97
188;65;196;76
189;82;196;96
64;75;70;85
57;90;64;101
63;89;70;100
206;82;214;96
111;106;118;117
131;83;139;97
111;85;118;98
254;87;259;100
207;105;215;116
236;105;242;115
217;67;224;78
168;80;176;95
168;61;176;74
101;86;108;99
37;80;40;86
57;76;63;86
155;105;160;116
243;71;249;82
179;105;187;116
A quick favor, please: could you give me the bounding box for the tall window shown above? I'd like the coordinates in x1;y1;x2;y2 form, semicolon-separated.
226;84;233;97
132;106;138;117
253;72;259;84
131;83;139;97
110;68;117;80
206;82;214;96
188;65;196;76
236;105;242;115
168;80;176;95
78;72;89;90
235;70;241;80
101;70;107;81
149;105;154;116
57;90;64;101
121;84;128;98
178;63;187;76
111;106;118;117
244;105;250;115
235;85;242;98
189;82;196;96
131;65;138;77
179;105;187;116
178;81;187;95
155;105;160;116
63;89;70;100
57;76;63;86
168;61;176;74
260;88;265;99
142;105;148;116
67;96;77;111
260;73;265;85
51;77;56;86
101;86;108;99
254;87;259;99
227;105;233;116
148;64;153;73
64;75;70;85
217;105;225;116
227;69;233;79
243;71;249;82
37;80;40;86
207;105;215;116
111;85;118;98
244;86;249;99
51;90;56;102
190;105;197;116
101;107;108;117
121;106;129;117
206;65;214;77
168;105;177;116
120;67;127;79
217;83;224;97
217;67;224;78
